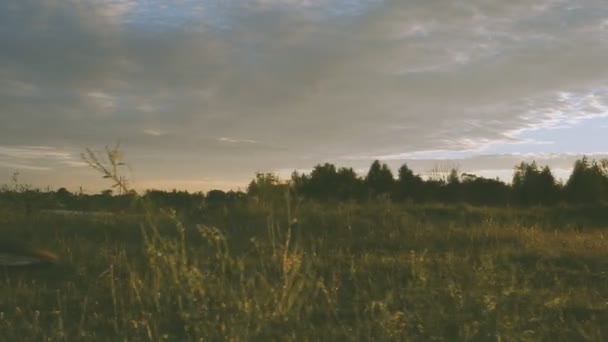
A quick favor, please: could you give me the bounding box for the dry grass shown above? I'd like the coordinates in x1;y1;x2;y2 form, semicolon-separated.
0;200;607;341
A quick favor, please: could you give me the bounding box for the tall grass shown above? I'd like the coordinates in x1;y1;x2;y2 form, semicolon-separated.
0;147;606;340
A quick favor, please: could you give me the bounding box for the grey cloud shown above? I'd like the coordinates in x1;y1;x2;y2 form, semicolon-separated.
0;145;86;184
1;0;607;190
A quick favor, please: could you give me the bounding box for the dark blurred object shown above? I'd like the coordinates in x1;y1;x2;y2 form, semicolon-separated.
0;239;59;267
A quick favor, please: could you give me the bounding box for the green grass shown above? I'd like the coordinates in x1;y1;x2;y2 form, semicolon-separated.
1;200;607;341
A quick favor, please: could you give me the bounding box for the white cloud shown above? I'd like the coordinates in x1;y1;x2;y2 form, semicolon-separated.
95;0;136;19
86;91;116;111
0;162;52;171
136;103;158;113
143;129;167;136
0;145;84;170
0;146;72;160
62;160;89;167
217;137;258;144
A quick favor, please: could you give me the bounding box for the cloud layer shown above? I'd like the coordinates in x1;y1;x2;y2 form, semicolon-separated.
1;0;607;191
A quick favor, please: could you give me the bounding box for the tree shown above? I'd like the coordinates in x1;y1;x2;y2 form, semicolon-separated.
393;163;424;201
460;173;510;206
100;189;113;197
512;162;560;205
564;156;608;203
365;160;394;198
442;168;462;203
206;189;227;207
291;164;365;201
305;163;339;200
55;187;73;208
247;172;286;204
335;167;365;200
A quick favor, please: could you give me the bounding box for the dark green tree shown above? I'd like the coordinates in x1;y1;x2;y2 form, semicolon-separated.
292;165;364;201
393;163;424;201
298;163;339;201
564;156;608;203
512;162;559;205
442;168;462;203
206;189;227;207
460;173;510;206
335;167;365;200
365;160;394;198
55;187;73;208
247;172;286;204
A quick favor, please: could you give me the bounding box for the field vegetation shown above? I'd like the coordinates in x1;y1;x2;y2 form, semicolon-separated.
0;146;607;340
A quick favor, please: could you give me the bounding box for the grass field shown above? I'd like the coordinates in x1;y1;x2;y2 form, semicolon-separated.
1;198;607;341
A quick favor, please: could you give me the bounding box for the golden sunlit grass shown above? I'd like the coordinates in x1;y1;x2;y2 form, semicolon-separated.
1;203;607;340
514;227;608;257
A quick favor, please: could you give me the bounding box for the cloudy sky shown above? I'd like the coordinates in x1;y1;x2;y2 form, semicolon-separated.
1;0;607;192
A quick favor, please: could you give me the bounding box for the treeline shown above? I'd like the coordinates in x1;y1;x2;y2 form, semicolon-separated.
1;156;608;213
256;156;608;206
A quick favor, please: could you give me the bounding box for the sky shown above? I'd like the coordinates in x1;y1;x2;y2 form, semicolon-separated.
1;0;607;192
